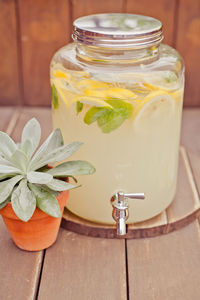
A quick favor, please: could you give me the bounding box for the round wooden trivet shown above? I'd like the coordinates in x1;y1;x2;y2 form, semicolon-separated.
61;148;200;239
61;206;200;239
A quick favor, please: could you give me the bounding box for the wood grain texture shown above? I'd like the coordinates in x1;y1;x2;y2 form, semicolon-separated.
176;0;200;106
11;107;52;142
166;148;200;223
181;108;200;155
127;221;200;300
181;108;200;223
38;228;127;300
0;107;16;130
18;0;71;106
126;0;176;45
0;0;20;105
72;0;124;20
0;109;43;300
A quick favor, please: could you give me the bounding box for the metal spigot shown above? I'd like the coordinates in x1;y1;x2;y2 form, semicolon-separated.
111;191;145;236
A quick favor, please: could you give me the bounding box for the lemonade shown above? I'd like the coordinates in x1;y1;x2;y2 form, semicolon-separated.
50;14;184;224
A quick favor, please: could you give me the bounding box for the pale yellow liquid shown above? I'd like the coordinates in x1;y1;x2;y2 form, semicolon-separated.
52;71;183;223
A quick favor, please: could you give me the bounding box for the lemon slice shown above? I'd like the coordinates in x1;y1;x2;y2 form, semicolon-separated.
170;89;184;102
133;91;175;130
83;87;135;100
76;79;110;90
51;78;112;108
53;69;71;80
71;96;112;107
51;78;74;108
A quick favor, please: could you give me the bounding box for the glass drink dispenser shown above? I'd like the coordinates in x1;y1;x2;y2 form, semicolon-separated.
50;13;184;225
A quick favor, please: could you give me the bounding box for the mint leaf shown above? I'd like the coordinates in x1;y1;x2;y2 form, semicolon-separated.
51;84;59;109
83;99;133;133
97;110;126;133
84;107;109;125
76;101;84;114
106;99;133;118
164;71;178;83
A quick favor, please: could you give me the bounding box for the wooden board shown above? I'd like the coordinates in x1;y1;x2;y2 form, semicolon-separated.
62;147;200;239
72;0;125;21
38;229;127;300
18;0;71;106
181;108;200;155
0;0;21;105
125;0;176;46
175;0;200;107
0;108;44;299
127;221;200;300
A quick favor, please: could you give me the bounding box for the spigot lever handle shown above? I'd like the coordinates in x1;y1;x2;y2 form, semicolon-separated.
123;193;145;200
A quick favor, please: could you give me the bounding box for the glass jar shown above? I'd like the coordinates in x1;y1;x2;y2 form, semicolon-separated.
50;13;184;224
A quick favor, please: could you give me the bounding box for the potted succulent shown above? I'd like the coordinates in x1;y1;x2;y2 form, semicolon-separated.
0;118;95;251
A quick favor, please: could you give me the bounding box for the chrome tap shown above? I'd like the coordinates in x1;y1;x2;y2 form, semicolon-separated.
111;191;145;236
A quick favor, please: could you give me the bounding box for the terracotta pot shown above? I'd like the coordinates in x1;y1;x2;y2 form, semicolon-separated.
0;190;69;251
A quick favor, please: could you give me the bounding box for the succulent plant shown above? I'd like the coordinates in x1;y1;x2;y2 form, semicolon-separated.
0;118;95;222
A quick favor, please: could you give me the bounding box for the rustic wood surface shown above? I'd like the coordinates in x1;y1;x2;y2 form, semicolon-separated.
0;0;200;107
0;0;21;105
18;0;71;106
176;0;200;107
126;0;176;45
0;107;200;300
38;230;126;300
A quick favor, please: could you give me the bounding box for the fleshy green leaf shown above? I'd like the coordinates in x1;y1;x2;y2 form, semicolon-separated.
0;132;17;159
45;178;77;191
76;101;84;114
28;128;64;171
0;173;15;180
47;160;95;177
27;171;53;184
0;198;10;209
11;149;28;172
29;184;61;218
0;175;23;204
31;141;83;171
11;179;36;222
0;165;22;174
51;84;59;109
21;118;41;158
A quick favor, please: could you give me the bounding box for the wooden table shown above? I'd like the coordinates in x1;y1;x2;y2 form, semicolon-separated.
0;107;200;300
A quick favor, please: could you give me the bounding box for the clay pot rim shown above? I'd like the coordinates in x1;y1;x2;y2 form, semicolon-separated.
0;188;69;221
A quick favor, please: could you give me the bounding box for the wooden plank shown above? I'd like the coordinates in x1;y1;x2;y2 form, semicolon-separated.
176;0;200;106
0;0;21;105
38;229;127;300
11;107;52;142
187;151;200;198
18;0;71;106
166;148;200;223
0;107;16;130
181;108;200;197
126;0;176;45
127;221;200;300
181;108;200;155
72;0;124;21
0;109;43;299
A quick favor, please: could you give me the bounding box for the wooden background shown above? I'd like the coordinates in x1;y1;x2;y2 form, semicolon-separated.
0;0;200;107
